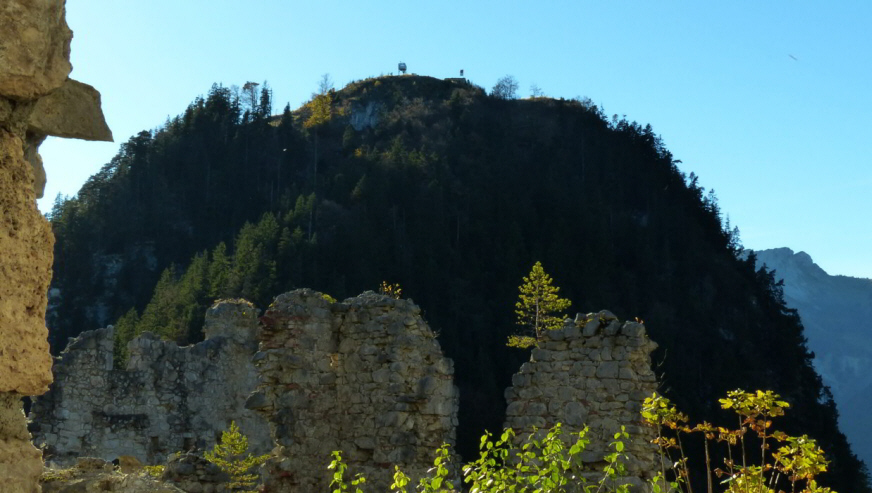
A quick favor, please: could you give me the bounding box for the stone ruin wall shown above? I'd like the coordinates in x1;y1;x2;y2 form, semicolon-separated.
249;289;460;493
1;0;111;490
505;310;660;489
29;301;271;466
29;289;662;491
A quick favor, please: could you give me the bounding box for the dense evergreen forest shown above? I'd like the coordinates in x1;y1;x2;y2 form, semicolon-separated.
47;75;869;491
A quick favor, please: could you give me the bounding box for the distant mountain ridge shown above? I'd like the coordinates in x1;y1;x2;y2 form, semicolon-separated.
753;247;872;468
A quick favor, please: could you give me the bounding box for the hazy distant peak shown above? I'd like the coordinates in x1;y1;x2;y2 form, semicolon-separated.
765;246;795;256
753;248;826;278
793;250;814;264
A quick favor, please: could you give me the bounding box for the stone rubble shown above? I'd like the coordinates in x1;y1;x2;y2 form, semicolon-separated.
29;300;271;466
0;0;111;490
160;453;230;493
40;457;184;493
250;289;460;492
504;310;660;490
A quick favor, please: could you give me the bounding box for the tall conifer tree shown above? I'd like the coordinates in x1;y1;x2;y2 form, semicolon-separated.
508;261;572;348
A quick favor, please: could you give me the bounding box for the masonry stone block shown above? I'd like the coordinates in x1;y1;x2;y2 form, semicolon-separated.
504;311;660;490
254;289;459;493
29;301;271;466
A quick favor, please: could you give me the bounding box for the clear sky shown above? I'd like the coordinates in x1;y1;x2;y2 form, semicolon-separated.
40;0;872;278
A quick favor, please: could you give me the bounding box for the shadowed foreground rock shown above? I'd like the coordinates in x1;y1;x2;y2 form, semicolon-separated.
0;0;111;490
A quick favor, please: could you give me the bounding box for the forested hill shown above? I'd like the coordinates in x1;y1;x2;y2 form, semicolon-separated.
47;75;869;491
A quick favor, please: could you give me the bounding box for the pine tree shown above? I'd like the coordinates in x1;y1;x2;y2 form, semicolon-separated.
508;261;572;348
136;266;182;341
113;307;140;366
204;421;270;492
208;242;231;299
176;252;210;344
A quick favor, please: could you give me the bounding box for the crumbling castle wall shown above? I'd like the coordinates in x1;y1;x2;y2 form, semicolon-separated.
1;0;111;490
30;289;661;490
29;300;271;466
249;289;459;492
504;310;660;489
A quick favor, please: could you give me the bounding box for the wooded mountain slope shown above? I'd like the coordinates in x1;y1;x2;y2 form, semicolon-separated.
47;75;869;491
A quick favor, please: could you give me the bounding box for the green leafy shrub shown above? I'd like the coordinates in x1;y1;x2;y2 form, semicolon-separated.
326;389;840;493
329;451;368;493
329;423;632;493
379;281;403;299
642;390;836;493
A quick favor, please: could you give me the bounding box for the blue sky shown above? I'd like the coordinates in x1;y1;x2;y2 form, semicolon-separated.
41;0;872;277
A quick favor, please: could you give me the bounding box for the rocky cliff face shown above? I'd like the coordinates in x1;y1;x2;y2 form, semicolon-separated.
0;0;110;490
29;300;271;466
753;248;872;469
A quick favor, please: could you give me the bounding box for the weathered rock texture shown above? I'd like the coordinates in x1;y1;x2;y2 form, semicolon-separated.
29;300;271;466
0;129;54;395
27;79;112;141
504;311;660;489
1;392;45;492
1;0;110;490
0;0;72;101
251;289;459;492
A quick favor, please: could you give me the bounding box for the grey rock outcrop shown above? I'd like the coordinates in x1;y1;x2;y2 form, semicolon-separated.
1;0;110;490
29;300;270;466
252;289;459;492
504;311;660;489
350;100;381;131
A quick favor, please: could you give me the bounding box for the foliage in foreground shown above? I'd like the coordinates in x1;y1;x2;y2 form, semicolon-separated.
380;281;403;299
204;420;270;492
642;390;834;493
329;423;633;493
328;389;840;493
143;464;165;478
